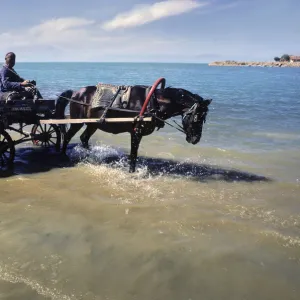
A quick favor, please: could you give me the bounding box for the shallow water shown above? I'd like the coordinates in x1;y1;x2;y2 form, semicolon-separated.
0;63;300;299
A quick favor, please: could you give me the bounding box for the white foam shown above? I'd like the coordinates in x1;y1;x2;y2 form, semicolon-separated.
261;231;300;248
0;263;77;300
69;144;124;164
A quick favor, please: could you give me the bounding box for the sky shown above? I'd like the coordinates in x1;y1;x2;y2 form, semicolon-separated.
0;0;299;62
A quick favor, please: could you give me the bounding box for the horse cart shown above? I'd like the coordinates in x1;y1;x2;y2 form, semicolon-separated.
0;79;161;171
0;98;62;169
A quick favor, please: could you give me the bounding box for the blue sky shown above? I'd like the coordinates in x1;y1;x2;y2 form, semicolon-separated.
0;0;299;62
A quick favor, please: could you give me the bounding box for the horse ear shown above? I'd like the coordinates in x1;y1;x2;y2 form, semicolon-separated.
198;99;212;107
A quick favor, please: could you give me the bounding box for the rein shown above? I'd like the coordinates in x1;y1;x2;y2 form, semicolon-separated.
58;95;91;106
149;101;202;135
150;113;186;134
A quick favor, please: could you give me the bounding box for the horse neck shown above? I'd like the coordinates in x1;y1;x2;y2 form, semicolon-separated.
157;101;182;120
155;89;186;120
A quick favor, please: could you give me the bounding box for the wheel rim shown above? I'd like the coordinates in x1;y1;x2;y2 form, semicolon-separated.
0;131;15;169
31;124;61;150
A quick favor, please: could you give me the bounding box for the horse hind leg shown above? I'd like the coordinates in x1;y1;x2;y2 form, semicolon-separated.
80;124;98;149
62;123;84;154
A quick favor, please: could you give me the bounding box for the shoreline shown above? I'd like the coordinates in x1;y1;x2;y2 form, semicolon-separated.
208;60;300;68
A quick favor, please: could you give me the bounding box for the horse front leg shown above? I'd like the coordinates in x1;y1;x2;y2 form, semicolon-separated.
129;131;142;173
80;124;98;149
62;123;83;154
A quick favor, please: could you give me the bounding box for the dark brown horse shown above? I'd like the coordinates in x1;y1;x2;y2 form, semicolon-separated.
55;81;212;172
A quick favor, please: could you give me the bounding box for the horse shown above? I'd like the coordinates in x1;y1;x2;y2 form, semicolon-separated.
54;79;212;172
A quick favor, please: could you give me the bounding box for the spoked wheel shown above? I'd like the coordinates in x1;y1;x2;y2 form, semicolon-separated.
31;124;61;152
0;130;15;170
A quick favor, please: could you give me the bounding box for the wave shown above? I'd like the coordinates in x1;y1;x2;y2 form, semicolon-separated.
253;132;300;140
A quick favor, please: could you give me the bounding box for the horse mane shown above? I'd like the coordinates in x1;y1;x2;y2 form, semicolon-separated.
163;86;198;99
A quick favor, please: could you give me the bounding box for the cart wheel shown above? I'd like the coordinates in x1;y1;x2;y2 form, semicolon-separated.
31;124;61;152
0;130;15;170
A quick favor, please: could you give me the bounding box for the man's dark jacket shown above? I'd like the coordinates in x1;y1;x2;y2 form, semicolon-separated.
0;65;24;93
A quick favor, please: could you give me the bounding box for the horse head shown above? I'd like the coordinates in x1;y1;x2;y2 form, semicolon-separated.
160;87;212;145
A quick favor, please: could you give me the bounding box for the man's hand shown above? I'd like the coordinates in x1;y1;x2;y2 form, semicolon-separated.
21;80;31;86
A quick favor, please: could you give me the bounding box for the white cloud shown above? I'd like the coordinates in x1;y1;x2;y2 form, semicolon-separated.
102;0;208;30
0;17;202;62
0;17;97;48
30;17;95;33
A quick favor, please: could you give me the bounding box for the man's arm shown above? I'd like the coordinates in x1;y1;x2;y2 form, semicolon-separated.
0;67;22;91
14;70;24;82
16;75;24;82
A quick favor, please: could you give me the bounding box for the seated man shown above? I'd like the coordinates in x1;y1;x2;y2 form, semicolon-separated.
0;52;43;100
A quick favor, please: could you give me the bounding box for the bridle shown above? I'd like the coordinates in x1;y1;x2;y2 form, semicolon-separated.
150;88;209;135
182;102;208;124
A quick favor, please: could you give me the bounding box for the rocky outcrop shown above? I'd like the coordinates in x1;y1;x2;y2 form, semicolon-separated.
208;60;300;68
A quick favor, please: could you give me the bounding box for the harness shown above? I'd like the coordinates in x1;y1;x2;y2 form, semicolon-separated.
91;84;132;109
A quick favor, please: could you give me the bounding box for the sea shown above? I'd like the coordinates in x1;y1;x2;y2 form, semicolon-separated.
0;63;299;300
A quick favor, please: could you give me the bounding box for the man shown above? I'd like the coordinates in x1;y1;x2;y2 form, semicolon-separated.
0;52;42;100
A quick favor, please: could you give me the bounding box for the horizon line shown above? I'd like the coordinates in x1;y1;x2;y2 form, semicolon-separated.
17;61;210;64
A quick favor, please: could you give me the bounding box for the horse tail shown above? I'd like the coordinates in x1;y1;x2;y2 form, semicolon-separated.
55;89;73;135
